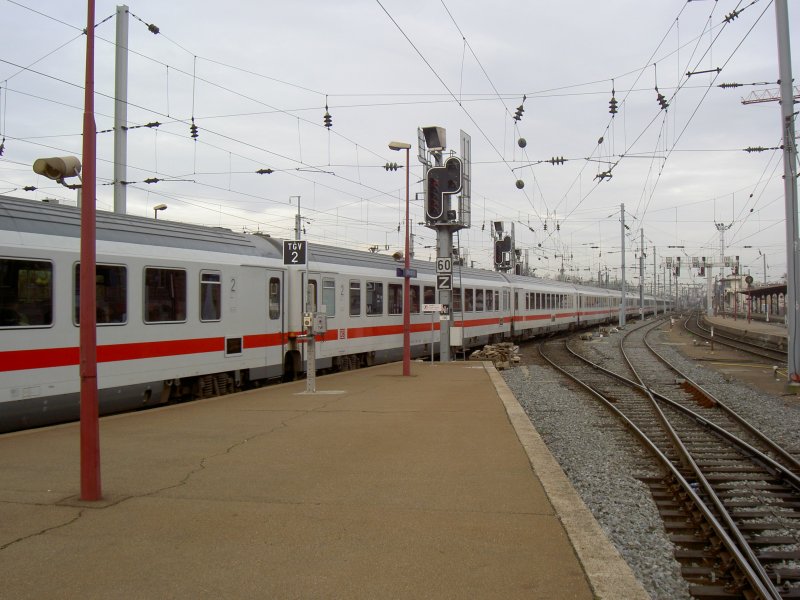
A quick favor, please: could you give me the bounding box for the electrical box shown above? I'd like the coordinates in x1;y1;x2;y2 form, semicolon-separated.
304;312;327;335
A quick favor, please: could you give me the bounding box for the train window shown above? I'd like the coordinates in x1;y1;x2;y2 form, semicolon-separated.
366;281;383;316
200;271;221;322
524;293;529;310
423;286;435;306
306;279;318;311
486;290;494;311
464;288;474;312
388;283;402;315
269;277;281;320
503;290;509;311
322;279;335;317
410;285;420;314
0;258;52;327
475;289;484;311
349;280;361;316
514;291;519;311
225;337;243;356
144;268;186;323
452;287;462;312
494;290;500;311
74;263;127;325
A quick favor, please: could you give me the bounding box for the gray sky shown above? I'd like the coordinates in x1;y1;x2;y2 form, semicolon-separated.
1;0;796;285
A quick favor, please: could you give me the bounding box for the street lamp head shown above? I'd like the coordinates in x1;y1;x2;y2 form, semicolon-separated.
153;204;167;219
32;156;81;181
388;141;411;151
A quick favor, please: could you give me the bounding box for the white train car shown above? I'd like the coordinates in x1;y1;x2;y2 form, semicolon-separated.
506;276;580;339
450;268;513;349
0;197;288;431
1;196;672;433
282;243;443;373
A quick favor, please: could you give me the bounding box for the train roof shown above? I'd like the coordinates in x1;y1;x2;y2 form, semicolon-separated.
307;242;510;282
0;195;281;259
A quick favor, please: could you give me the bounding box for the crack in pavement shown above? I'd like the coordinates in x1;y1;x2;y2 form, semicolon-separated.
1;396;347;552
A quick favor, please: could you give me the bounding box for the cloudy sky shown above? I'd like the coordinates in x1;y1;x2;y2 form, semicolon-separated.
0;0;796;286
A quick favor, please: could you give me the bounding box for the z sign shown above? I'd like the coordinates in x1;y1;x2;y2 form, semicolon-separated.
283;240;307;265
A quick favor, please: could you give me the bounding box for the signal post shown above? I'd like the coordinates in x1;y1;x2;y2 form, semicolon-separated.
419;126;471;362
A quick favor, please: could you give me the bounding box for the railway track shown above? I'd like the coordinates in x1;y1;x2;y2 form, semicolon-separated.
683;313;788;363
538;318;800;599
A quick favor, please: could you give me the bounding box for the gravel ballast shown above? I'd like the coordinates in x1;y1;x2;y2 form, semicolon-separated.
501;319;800;599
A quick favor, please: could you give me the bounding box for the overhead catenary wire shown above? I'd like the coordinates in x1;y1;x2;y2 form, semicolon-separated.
0;0;787;270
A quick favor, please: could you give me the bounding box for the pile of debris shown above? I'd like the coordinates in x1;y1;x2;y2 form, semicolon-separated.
469;342;521;370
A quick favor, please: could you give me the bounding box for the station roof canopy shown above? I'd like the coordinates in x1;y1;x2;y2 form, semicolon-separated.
737;283;787;298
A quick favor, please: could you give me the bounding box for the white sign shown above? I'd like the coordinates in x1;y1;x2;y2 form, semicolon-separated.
423;303;441;312
437;274;452;290
436;257;452;273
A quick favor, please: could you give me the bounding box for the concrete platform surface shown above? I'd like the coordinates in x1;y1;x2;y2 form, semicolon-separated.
0;361;647;599
703;314;788;347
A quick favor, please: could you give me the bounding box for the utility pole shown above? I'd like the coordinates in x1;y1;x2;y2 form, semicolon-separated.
716;222;730;266
653;246;657;314
113;4;129;214
706;258;713;318
639;229;645;319
619;203;626;327
776;0;799;384
291;195;302;240
715;222;731;317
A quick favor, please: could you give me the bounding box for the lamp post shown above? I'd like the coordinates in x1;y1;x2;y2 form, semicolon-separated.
29;0;101;502
34;153;100;501
153;203;167;219
389;141;411;376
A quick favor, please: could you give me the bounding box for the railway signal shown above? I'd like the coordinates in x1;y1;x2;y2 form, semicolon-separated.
425;156;463;222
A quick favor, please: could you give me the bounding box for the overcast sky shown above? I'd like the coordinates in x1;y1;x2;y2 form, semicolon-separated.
1;0;796;285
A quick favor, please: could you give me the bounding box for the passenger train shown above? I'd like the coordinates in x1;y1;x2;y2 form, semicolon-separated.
0;196;669;432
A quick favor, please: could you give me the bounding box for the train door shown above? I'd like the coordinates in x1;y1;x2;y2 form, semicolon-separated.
266;271;285;372
299;270;336;371
510;287;519;337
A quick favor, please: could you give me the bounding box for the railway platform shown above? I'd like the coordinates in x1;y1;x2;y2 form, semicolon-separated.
0;361;647;599
701;313;788;349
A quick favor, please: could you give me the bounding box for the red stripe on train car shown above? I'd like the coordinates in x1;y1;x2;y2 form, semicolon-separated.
0;346;79;371
243;332;287;348
2;336;228;373
98;337;225;362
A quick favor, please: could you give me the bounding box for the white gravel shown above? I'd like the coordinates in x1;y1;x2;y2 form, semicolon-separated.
502;360;692;600
501;318;800;599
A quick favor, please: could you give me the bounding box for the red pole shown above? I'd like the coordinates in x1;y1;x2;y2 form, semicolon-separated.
402;146;411;376
80;0;101;501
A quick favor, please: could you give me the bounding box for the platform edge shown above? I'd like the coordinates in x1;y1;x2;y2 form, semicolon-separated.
483;361;650;600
